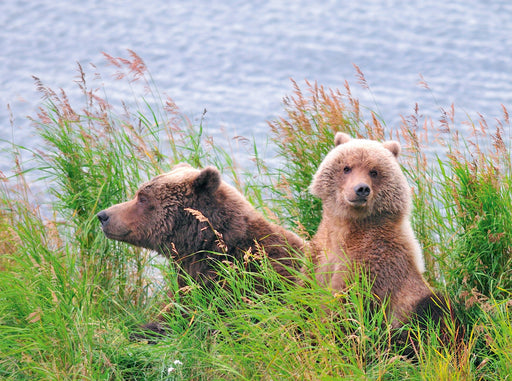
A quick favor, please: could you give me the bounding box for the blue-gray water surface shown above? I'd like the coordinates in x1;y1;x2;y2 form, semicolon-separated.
1;0;511;175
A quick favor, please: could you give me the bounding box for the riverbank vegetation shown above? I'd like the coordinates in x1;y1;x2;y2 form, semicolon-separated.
1;52;510;379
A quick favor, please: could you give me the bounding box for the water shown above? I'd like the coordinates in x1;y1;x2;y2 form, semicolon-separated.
1;0;512;174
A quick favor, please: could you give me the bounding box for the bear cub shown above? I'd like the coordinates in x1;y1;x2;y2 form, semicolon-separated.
310;132;450;330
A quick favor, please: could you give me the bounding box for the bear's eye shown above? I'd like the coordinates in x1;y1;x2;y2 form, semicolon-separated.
369;169;378;178
343;166;352;174
138;194;148;204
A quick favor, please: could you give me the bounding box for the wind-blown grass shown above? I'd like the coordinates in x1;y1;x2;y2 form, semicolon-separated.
0;51;510;379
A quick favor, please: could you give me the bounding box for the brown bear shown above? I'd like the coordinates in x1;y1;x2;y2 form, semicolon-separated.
309;132;450;331
97;162;304;288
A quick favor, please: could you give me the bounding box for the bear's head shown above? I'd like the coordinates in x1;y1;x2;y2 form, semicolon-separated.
97;163;252;257
310;132;411;221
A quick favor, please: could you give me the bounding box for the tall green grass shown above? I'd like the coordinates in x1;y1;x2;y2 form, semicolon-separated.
0;51;510;379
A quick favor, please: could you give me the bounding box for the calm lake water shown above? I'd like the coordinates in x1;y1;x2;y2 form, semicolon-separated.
1;0;512;174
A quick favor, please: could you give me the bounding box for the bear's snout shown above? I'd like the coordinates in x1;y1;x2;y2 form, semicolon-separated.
97;210;110;226
96;206;134;242
354;183;371;199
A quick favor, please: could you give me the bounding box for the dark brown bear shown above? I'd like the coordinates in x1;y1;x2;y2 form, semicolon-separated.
98;163;304;287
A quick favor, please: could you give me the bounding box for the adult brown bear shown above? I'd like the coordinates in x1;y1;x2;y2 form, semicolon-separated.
98;163;305;339
98;163;304;288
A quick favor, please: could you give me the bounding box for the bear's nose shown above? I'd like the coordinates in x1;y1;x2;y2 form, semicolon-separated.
97;210;110;225
354;183;371;198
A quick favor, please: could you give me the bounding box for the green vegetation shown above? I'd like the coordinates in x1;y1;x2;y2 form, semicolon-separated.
1;51;510;379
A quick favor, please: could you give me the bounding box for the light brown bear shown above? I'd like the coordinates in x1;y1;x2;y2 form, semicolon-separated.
310;132;448;329
97;163;304;288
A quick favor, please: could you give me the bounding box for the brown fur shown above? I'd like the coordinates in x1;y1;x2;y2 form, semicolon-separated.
98;163;304;288
310;132;448;329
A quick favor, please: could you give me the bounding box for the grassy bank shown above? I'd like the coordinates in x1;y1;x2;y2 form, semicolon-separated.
0;52;510;380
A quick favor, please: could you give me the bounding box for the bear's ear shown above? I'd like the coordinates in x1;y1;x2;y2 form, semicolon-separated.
334;132;352;146
193;166;221;193
382;140;400;157
383;140;401;158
